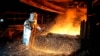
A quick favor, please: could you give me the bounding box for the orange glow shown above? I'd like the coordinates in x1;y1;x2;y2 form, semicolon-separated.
48;8;87;35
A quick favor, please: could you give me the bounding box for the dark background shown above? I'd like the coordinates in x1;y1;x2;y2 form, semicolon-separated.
0;0;100;56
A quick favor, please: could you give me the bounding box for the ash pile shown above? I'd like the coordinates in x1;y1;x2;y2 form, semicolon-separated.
0;32;80;56
33;33;80;56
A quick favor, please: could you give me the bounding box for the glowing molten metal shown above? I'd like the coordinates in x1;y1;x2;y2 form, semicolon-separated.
49;8;87;35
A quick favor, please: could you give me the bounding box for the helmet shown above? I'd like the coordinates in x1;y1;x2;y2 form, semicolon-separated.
28;12;38;22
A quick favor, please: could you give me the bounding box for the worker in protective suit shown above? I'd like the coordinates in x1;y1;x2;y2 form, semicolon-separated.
22;12;41;47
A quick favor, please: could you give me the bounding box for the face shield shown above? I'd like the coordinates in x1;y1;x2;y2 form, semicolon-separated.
28;13;34;22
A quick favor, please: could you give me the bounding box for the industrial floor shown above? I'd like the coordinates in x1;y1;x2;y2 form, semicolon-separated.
0;33;86;56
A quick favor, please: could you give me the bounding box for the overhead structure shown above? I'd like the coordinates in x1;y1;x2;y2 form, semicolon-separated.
20;0;73;14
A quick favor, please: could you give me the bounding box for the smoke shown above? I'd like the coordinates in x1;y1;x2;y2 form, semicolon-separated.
48;7;87;35
66;8;87;27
